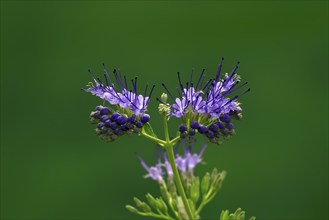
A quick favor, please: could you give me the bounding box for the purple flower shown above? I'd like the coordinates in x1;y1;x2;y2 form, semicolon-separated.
176;142;207;172
160;59;249;120
83;65;155;116
163;154;173;178
138;142;207;183
138;156;163;184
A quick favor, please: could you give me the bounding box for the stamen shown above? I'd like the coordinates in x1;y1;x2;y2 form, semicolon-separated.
162;83;175;102
144;84;149;97
148;85;155;98
202;79;213;92
102;64;113;86
97;77;104;86
215;57;224;82
88;69;98;83
146;85;155;105
195;68;205;90
223;61;240;87
229;82;248;94
124;76;128;89
189;68;194;88
117;69;125;90
177;72;184;92
235;88;250;99
113;69;123;90
156;97;166;105
176;87;182;97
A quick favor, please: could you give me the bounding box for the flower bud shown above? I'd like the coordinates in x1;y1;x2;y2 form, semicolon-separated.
161;93;168;103
100;107;110;115
140;114;150;124
125;205;139;214
179;124;187;132
201;173;210;196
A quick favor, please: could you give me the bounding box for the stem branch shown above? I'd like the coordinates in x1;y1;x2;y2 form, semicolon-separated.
141;131;166;146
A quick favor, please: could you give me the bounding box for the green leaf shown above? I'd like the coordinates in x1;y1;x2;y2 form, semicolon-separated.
142;122;158;138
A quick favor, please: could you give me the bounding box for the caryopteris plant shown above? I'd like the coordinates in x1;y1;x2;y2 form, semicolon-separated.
83;58;255;219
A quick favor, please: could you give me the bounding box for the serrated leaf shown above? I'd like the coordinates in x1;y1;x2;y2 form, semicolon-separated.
142;122;158;138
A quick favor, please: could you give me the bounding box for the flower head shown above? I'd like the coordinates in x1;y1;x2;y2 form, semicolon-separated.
159;59;249;144
83;64;155;116
84;65;156;142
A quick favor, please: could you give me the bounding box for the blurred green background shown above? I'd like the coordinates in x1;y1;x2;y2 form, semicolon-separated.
1;1;328;220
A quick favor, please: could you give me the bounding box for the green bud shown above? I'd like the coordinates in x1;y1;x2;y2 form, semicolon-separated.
145;193;157;210
161;93;168;103
211;168;218;180
160;185;169;202
220;210;230;220
168;179;177;195
156;197;168;213
214;171;226;192
125;205;139;214
177;197;189;220
233;208;245;220
140;202;152;213
191;177;200;204
133;197;143;209
201;172;210;196
133;197;151;213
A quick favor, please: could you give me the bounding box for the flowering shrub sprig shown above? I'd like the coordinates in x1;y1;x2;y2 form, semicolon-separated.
83;59;255;219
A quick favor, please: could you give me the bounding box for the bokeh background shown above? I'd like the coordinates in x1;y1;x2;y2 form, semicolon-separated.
1;1;328;220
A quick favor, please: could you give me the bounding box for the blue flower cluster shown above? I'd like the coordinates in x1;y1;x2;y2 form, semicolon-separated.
178;112;241;144
160;59;248;144
83;64;154;116
90;105;150;142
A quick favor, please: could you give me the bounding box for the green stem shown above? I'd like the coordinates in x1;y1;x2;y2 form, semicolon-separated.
163;116;170;142
135;211;174;220
169;135;180;145
141;131;166;146
165;144;194;220
140;115;195;219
